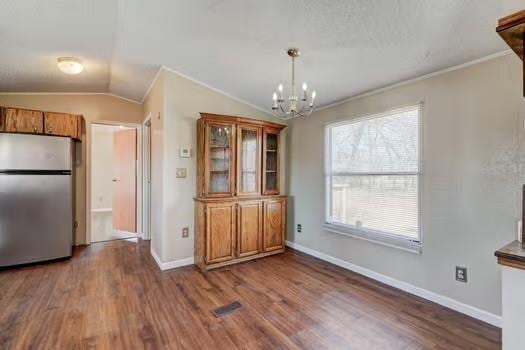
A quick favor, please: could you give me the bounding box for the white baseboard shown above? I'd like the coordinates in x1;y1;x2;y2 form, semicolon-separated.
150;247;194;271
285;240;502;328
138;231;151;240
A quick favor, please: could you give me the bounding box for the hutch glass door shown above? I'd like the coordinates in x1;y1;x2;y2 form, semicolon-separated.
207;123;234;196
237;126;261;195
263;129;279;194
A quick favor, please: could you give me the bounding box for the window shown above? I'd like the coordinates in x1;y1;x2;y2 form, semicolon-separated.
325;105;421;252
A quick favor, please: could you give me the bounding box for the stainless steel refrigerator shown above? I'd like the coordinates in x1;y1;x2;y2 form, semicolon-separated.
0;133;74;267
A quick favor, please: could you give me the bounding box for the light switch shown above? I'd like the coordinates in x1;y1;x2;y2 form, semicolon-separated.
176;168;187;178
179;147;191;158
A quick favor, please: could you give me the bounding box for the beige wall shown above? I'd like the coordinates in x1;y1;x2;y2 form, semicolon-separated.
0;93;143;244
143;69;286;263
286;53;525;317
143;73;165;257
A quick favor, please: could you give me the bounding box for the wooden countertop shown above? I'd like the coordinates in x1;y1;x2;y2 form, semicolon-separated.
495;240;525;270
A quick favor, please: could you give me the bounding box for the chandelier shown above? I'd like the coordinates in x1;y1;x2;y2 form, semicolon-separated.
272;48;316;119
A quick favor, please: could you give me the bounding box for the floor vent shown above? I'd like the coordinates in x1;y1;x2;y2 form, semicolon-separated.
212;301;243;318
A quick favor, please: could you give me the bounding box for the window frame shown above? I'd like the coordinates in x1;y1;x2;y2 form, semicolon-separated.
324;103;423;254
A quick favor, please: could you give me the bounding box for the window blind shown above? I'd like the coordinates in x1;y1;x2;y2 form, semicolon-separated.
326;106;420;241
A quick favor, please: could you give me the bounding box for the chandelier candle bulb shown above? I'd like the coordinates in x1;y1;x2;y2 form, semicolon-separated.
302;82;308;101
272;92;278;109
278;84;284;101
311;90;317;107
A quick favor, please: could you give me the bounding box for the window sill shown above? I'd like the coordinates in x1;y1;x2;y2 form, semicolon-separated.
322;223;422;254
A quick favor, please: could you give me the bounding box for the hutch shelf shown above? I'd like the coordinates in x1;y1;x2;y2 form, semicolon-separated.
195;113;286;271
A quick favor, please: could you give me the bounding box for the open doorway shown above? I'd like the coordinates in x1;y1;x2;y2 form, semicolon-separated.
90;123;138;242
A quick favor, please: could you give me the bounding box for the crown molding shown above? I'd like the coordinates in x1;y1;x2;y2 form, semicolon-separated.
315;50;513;112
2;50;512;114
141;65;275;116
0;92;141;105
144;50;512;116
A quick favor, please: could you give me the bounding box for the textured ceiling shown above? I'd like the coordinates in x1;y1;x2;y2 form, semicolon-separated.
0;0;513;108
0;0;116;93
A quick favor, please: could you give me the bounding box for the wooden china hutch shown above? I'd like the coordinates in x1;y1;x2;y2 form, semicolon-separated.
194;113;286;271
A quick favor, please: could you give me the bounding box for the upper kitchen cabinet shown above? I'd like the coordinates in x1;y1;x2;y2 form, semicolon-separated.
3;107;44;134
0;107;82;141
44;112;82;140
0;107;5;131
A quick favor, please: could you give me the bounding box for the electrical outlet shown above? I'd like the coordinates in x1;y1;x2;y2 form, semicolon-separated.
456;266;467;283
176;168;187;178
297;224;302;233
182;227;189;238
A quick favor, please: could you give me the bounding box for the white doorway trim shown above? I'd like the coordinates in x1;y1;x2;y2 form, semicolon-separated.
86;120;143;245
142;114;152;240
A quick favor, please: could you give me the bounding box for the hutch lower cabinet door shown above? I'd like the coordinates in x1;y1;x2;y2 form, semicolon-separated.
237;200;263;257
263;198;286;252
205;202;236;264
195;197;286;270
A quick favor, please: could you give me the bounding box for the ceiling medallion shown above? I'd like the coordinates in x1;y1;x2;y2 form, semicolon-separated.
272;48;316;119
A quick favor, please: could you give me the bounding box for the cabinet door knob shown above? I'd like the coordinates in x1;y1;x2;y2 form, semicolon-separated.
33;126;37;132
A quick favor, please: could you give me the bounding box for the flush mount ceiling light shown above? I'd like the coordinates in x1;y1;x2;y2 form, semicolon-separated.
271;48;316;119
56;57;83;75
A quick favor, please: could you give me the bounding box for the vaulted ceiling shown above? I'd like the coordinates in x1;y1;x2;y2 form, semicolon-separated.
0;1;511;109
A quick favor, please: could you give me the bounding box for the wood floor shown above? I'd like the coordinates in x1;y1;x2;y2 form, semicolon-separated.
0;239;501;349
